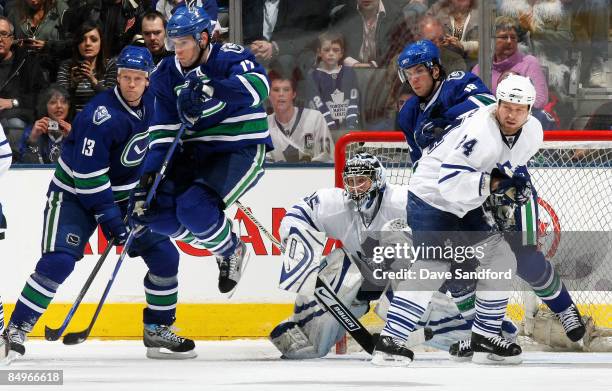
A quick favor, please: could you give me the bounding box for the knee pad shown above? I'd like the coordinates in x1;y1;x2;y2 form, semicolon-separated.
176;184;223;235
139;239;180;278
35;252;77;284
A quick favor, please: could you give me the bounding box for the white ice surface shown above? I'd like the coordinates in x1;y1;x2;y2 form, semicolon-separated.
3;339;612;391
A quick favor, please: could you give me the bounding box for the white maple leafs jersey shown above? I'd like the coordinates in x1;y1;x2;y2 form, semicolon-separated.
410;104;544;217
266;107;334;163
279;184;407;259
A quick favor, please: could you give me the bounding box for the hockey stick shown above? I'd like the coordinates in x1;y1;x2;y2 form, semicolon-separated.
44;239;115;341
234;201;377;354
63;125;187;345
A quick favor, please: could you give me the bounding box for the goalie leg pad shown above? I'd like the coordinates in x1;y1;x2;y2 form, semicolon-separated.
271;249;366;358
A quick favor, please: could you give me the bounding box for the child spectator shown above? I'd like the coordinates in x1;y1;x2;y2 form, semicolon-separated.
306;31;360;137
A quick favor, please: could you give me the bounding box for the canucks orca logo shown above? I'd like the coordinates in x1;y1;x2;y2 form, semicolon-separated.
121;131;149;167
93;106;111;125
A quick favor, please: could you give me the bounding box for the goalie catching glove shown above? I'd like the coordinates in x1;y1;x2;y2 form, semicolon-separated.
490;164;532;206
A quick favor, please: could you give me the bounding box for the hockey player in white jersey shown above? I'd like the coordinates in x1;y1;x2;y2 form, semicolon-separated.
372;74;543;366
0;122;11;359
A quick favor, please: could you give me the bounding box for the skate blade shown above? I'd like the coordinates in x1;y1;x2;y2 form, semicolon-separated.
449;354;473;363
146;347;197;360
472;352;522;365
226;250;252;299
1;350;23;366
370;351;412;367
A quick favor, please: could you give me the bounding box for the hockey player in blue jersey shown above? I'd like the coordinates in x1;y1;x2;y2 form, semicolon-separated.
396;40;495;165
130;5;273;295
4;46;197;363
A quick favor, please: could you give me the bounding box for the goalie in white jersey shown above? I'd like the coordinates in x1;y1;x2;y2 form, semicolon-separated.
269;153;493;358
373;75;544;366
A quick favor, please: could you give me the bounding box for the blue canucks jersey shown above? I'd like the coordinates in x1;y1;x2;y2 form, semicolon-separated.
50;87;153;213
399;71;494;163
145;42;273;172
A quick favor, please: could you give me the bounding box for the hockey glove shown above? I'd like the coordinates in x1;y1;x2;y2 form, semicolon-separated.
491;164;532;206
95;207;129;245
415;118;451;149
128;172;157;228
176;68;214;126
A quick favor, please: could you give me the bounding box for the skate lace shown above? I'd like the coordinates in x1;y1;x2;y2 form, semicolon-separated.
458;339;471;351
158;326;184;344
8;328;25;345
488;335;511;349
558;306;582;331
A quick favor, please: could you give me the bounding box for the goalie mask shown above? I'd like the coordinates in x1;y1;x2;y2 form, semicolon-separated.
343;153;386;210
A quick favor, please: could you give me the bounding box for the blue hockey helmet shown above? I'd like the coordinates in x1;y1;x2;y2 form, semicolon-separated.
116;45;155;75
397;40;441;83
167;5;212;42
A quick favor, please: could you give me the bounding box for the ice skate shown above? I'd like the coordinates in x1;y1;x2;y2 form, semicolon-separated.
143;324;196;360
216;240;250;295
371;335;414;367
471;332;522;365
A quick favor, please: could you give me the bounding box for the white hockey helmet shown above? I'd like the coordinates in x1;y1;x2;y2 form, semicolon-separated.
342;153;386;205
496;74;536;111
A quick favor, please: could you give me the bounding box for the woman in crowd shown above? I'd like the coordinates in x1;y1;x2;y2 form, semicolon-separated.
56;21;117;112
18;84;72;164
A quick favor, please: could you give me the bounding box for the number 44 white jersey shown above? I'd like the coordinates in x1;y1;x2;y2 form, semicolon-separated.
279;184;408;258
410;104;544;218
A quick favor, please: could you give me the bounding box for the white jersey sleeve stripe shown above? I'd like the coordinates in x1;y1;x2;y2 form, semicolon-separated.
440;163;477;172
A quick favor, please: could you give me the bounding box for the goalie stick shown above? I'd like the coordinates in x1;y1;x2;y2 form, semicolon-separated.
235;201;377;354
62;124;187;346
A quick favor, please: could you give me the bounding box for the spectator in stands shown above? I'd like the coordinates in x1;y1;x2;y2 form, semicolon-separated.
472;16;548;110
99;0;146;58
242;0;334;74
267;68;334;163
56;21;117;112
369;83;414;130
498;0;573;94
7;0;71;82
403;0;430;26
18;84;71;164
140;10;173;64
427;0;479;68
566;0;609;87
0;16;48;156
583;101;612;130
156;0;219;39
332;0;405;68
306;31;360;135
415;15;467;72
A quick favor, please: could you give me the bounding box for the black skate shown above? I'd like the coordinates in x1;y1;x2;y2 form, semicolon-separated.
371;335;414;366
557;304;586;342
216;240;250;295
143;324;196;360
471;332;522;365
449;338;473;362
3;327;26;365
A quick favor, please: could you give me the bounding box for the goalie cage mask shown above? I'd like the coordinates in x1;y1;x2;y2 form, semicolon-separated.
342;153;386;210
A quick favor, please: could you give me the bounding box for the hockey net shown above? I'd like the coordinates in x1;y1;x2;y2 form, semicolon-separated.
334;130;612;352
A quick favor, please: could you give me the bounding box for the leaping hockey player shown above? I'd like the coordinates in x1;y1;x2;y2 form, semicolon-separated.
130;5;273;294
4;46;197;364
397;42;586;362
372;74;545;366
0;122;11;359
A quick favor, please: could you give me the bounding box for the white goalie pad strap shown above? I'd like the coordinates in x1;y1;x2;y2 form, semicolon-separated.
279;226;327;294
